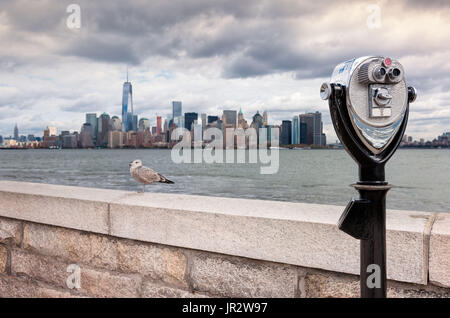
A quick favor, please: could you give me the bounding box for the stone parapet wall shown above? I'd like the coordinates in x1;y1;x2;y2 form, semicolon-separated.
0;181;448;298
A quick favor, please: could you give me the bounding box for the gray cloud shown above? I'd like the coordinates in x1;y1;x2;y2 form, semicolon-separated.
61;36;141;65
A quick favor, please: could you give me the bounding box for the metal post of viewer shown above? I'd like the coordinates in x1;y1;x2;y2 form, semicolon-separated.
321;56;417;298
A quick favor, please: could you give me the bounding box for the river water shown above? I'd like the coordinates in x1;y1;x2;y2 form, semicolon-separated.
0;148;448;213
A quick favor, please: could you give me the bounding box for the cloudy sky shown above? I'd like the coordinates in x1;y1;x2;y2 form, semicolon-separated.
0;0;449;142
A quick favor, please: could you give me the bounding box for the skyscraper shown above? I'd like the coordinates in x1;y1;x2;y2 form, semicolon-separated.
138;118;150;131
13;124;19;141
299;113;313;145
122;70;133;132
207;115;219;123
184;112;198;131
281;120;292;145
291;116;300;144
262;111;268;126
238;108;244;122
312;111;323;146
193;121;203;144
45;126;58;137
172;101;182;119
223;110;237;128
173;116;185;138
86;113;98;142
110;116;122;131
299;111;324;146
97;113;111;147
80;123;94;148
300;122;307;144
132;114;138;132
201;113;207;131
237;108;248;129
156;116;162;135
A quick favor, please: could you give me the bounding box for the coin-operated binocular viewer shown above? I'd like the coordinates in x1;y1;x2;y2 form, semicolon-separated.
320;56;417;298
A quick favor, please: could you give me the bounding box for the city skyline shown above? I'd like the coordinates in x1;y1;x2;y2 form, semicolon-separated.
1;70;330;146
2;93;446;147
1;1;450;140
4;106;448;149
0;80;333;149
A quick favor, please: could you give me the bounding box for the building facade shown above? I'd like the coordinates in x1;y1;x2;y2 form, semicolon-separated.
110;116;122;131
291;116;300;145
207;116;219;124
184;112;198;131
281;120;292;145
223;110;237;128
138;118;150;132
14;124;19;141
299;111;325;146
86;113;98;142
156;116;162;135
97;113;111;147
172;101;182;119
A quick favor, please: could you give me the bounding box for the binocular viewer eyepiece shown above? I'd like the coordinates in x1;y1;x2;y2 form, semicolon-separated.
357;57;403;84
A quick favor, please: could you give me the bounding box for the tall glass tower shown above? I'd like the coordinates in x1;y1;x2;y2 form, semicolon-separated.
85;113;98;142
292;116;300;145
122;70;133;132
14;124;19;141
172;101;182;119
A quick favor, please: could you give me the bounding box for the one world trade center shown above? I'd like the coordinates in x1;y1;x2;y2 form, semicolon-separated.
122;70;133;132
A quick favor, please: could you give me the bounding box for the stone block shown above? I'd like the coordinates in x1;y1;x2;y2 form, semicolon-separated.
0;274;36;298
23;223;118;271
189;252;299;298
303;273;359;298
11;248;69;289
142;280;208;298
0;217;22;245
387;285;450;298
80;267;141;298
0;245;7;273
117;240;187;287
429;213;450;288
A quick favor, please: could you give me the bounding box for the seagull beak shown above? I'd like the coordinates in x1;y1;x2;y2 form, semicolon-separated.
129;162;132;167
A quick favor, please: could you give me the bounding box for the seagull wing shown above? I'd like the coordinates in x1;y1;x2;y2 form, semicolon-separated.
138;166;161;184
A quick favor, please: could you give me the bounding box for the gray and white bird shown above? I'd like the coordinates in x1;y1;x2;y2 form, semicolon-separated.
129;159;174;193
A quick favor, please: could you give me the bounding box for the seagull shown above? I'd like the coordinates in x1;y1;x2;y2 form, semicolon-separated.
129;159;174;193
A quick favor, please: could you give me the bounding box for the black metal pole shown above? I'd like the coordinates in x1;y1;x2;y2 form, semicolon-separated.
354;184;390;298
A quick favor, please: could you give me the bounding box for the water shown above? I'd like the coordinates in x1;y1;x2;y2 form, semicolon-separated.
0;148;448;213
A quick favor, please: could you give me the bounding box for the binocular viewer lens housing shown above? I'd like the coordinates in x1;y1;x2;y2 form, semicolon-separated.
320;56;416;155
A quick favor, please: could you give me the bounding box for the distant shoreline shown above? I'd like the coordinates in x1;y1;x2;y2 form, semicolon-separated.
0;147;448;150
